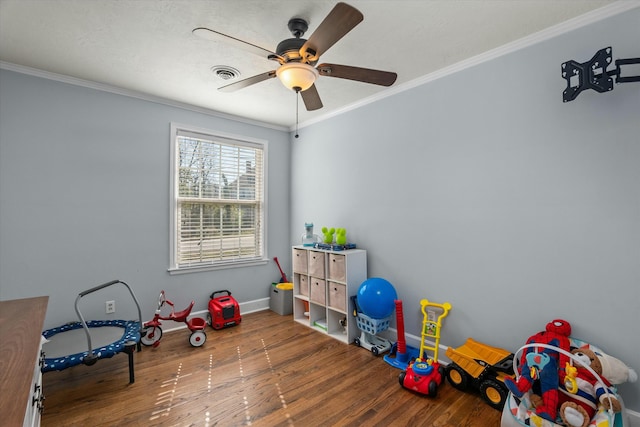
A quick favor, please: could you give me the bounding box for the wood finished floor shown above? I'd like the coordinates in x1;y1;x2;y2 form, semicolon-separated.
41;310;501;426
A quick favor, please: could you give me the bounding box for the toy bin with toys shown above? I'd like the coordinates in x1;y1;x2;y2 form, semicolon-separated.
500;322;636;427
270;282;293;315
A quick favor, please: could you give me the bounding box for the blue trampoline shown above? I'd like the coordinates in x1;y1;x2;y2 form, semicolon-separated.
41;280;143;383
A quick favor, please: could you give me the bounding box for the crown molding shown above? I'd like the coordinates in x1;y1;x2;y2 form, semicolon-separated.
0;61;289;133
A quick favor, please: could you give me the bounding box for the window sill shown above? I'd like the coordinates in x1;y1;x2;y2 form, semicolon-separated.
168;258;269;275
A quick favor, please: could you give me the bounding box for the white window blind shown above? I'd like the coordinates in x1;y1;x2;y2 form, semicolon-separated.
170;125;265;271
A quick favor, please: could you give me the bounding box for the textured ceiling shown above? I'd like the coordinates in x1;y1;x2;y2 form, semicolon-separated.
0;0;620;129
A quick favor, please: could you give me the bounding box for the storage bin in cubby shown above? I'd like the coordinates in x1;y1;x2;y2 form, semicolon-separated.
328;282;346;312
308;251;325;278
293;249;308;274
328;254;346;281
299;274;309;296
310;278;326;305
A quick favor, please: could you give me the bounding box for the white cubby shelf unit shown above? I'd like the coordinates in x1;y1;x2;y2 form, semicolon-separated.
292;245;367;344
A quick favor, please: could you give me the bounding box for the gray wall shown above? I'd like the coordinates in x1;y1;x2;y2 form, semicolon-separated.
0;70;292;328
291;8;639;412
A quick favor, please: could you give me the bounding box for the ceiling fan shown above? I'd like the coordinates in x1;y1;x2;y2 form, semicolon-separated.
192;2;397;112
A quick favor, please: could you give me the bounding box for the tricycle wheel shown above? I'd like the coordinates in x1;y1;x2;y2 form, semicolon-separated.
480;378;508;410
428;380;438;398
206;312;212;327
189;330;206;347
445;363;469;391
140;326;162;346
398;371;406;387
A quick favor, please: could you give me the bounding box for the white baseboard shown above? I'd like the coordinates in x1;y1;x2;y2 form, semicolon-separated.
627;409;640;427
238;297;271;315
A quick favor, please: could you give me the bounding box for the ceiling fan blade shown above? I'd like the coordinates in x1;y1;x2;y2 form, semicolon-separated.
317;63;397;86
301;84;323;111
193;27;275;58
300;3;363;62
218;71;277;92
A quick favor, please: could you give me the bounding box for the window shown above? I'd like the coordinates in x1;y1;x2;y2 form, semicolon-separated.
169;124;266;272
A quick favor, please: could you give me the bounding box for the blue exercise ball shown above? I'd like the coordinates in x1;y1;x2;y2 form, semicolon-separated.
357;277;397;319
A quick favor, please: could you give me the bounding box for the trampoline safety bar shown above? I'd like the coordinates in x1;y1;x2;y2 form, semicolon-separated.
561;47;640;102
75;279;143;383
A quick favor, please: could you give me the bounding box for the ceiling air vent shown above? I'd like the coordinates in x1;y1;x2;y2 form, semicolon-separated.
211;66;240;81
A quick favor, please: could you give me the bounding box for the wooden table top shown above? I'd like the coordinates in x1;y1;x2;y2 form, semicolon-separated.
0;296;49;426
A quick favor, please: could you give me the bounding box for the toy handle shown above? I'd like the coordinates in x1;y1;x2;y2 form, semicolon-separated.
157;290;167;309
564;376;578;394
564;361;578;394
210;290;232;299
530;366;539;380
273;257;289;282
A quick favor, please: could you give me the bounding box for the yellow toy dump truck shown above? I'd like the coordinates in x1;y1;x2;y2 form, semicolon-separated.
444;337;515;410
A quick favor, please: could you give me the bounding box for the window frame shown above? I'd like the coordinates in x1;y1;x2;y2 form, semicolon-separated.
168;123;268;274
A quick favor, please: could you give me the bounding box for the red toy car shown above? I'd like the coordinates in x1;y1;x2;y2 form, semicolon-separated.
399;359;446;397
207;290;241;330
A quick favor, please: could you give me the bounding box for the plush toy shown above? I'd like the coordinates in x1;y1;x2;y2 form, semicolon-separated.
504;319;572;422
598;349;638;385
336;228;347;245
321;227;335;244
559;347;622;427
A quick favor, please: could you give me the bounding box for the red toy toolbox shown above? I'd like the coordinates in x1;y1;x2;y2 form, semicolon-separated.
207;290;241;330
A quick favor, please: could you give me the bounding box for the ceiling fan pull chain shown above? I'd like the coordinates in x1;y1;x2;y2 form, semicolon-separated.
295;90;300;138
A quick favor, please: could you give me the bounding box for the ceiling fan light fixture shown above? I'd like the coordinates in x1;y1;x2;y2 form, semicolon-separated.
276;62;318;92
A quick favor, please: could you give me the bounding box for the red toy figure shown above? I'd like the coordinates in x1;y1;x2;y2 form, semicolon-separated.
504;319;572;422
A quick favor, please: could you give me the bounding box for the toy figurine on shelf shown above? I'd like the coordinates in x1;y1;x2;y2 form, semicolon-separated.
301;222;320;247
321;226;336;244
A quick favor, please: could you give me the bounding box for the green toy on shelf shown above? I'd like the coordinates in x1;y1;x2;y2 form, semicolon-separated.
321;227;335;244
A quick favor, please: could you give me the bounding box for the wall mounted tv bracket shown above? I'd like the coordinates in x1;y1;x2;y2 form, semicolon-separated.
562;47;640;102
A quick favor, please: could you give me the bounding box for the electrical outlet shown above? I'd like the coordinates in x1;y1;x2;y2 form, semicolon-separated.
105;300;115;314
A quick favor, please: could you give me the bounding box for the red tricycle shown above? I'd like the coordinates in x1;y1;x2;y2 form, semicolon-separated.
399;299;452;397
141;291;207;347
